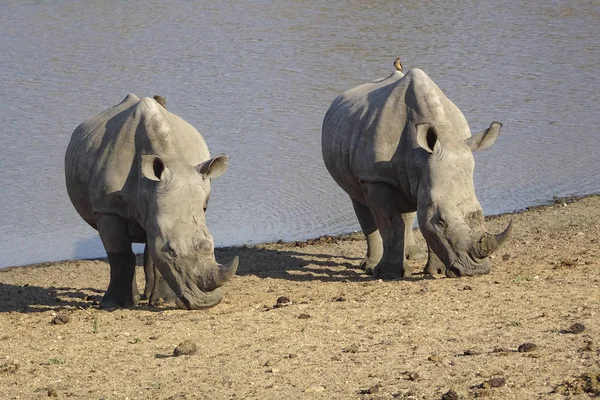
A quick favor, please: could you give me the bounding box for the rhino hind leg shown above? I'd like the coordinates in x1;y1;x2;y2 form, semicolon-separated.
360;183;411;279
96;214;141;309
352;199;383;272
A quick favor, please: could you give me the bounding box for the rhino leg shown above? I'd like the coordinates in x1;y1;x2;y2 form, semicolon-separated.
142;244;177;305
402;212;426;260
142;244;153;300
352;199;383;272
96;214;140;309
424;248;445;275
362;183;411;279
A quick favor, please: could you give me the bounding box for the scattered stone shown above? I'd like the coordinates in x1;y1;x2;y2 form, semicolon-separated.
358;384;380;394
173;340;197;357
462;285;472;291
565;323;585;334
441;389;460;400
298;313;311;319
342;344;360;353
428;355;442;362
333;295;346;302
0;361;19;374
264;359;279;367
274;296;292;308
285;353;297;359
47;388;58;397
305;385;326;393
51;313;70;325
265;367;279;373
553;372;600;396
481;377;506;389
517;343;537;353
463;349;480;356
407;371;420;381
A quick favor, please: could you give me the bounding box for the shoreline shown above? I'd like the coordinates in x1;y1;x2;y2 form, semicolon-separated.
4;193;598;272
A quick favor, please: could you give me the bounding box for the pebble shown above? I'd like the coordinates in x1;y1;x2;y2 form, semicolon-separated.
518;342;538;353
51;313;70;325
173;340;197;356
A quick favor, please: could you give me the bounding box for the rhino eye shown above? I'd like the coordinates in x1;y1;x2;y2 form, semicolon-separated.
436;216;448;229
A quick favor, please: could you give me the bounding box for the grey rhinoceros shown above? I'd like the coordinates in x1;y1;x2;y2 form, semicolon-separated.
322;60;511;279
65;94;238;309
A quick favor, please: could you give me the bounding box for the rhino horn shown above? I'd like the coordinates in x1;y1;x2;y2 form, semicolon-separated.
198;256;239;292
218;256;239;283
473;220;513;259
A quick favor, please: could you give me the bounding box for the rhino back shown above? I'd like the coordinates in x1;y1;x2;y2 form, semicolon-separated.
65;95;210;227
322;68;469;202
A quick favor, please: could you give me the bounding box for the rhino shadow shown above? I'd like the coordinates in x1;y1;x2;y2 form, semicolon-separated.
0;281;96;313
214;238;432;283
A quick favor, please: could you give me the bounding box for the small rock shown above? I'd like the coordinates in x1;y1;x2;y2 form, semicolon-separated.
274;296;292;308
285;353;297;359
407;372;420;381
463;349;479;356
462;285;472;291
517;342;537;353
333;295;346;302
441;389;459;400
428;355;442;362
51;313;70;325
266;367;279;373
47;388;58;397
173;340;197;356
264;359;278;367
358;384;380;394
305;385;325;393
566;323;585;334
342;344;360;353
482;377;506;388
298;313;311;319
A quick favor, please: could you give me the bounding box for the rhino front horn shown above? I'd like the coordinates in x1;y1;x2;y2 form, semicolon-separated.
218;256;239;283
474;220;513;259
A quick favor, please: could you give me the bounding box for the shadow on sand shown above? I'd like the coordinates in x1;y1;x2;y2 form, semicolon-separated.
1;234;432;313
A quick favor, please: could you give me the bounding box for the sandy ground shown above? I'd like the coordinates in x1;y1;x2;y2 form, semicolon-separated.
1;195;599;400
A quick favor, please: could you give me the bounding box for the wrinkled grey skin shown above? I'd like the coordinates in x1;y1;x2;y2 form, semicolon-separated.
322;67;511;279
65;94;238;309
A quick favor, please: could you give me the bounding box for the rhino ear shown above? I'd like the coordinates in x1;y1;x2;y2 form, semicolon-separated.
416;123;440;154
141;154;167;181
466;122;502;152
197;154;230;179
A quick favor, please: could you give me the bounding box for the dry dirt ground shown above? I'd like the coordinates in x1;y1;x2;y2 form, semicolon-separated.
1;195;599;400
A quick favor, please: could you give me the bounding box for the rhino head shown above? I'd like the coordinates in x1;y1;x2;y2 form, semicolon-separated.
415;121;511;277
139;152;238;309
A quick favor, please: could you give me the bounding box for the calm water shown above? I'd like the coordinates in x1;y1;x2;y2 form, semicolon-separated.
1;1;599;268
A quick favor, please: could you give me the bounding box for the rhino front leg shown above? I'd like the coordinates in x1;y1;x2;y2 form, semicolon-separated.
424;247;446;276
402;212;426;261
362;183;411;279
96;214;140;309
142;244;178;306
352;199;383;272
142;244;153;300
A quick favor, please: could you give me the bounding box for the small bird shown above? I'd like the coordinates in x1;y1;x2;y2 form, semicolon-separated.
394;57;403;72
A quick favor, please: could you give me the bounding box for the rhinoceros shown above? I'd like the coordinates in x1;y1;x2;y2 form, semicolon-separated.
65;94;238;309
321;61;511;279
